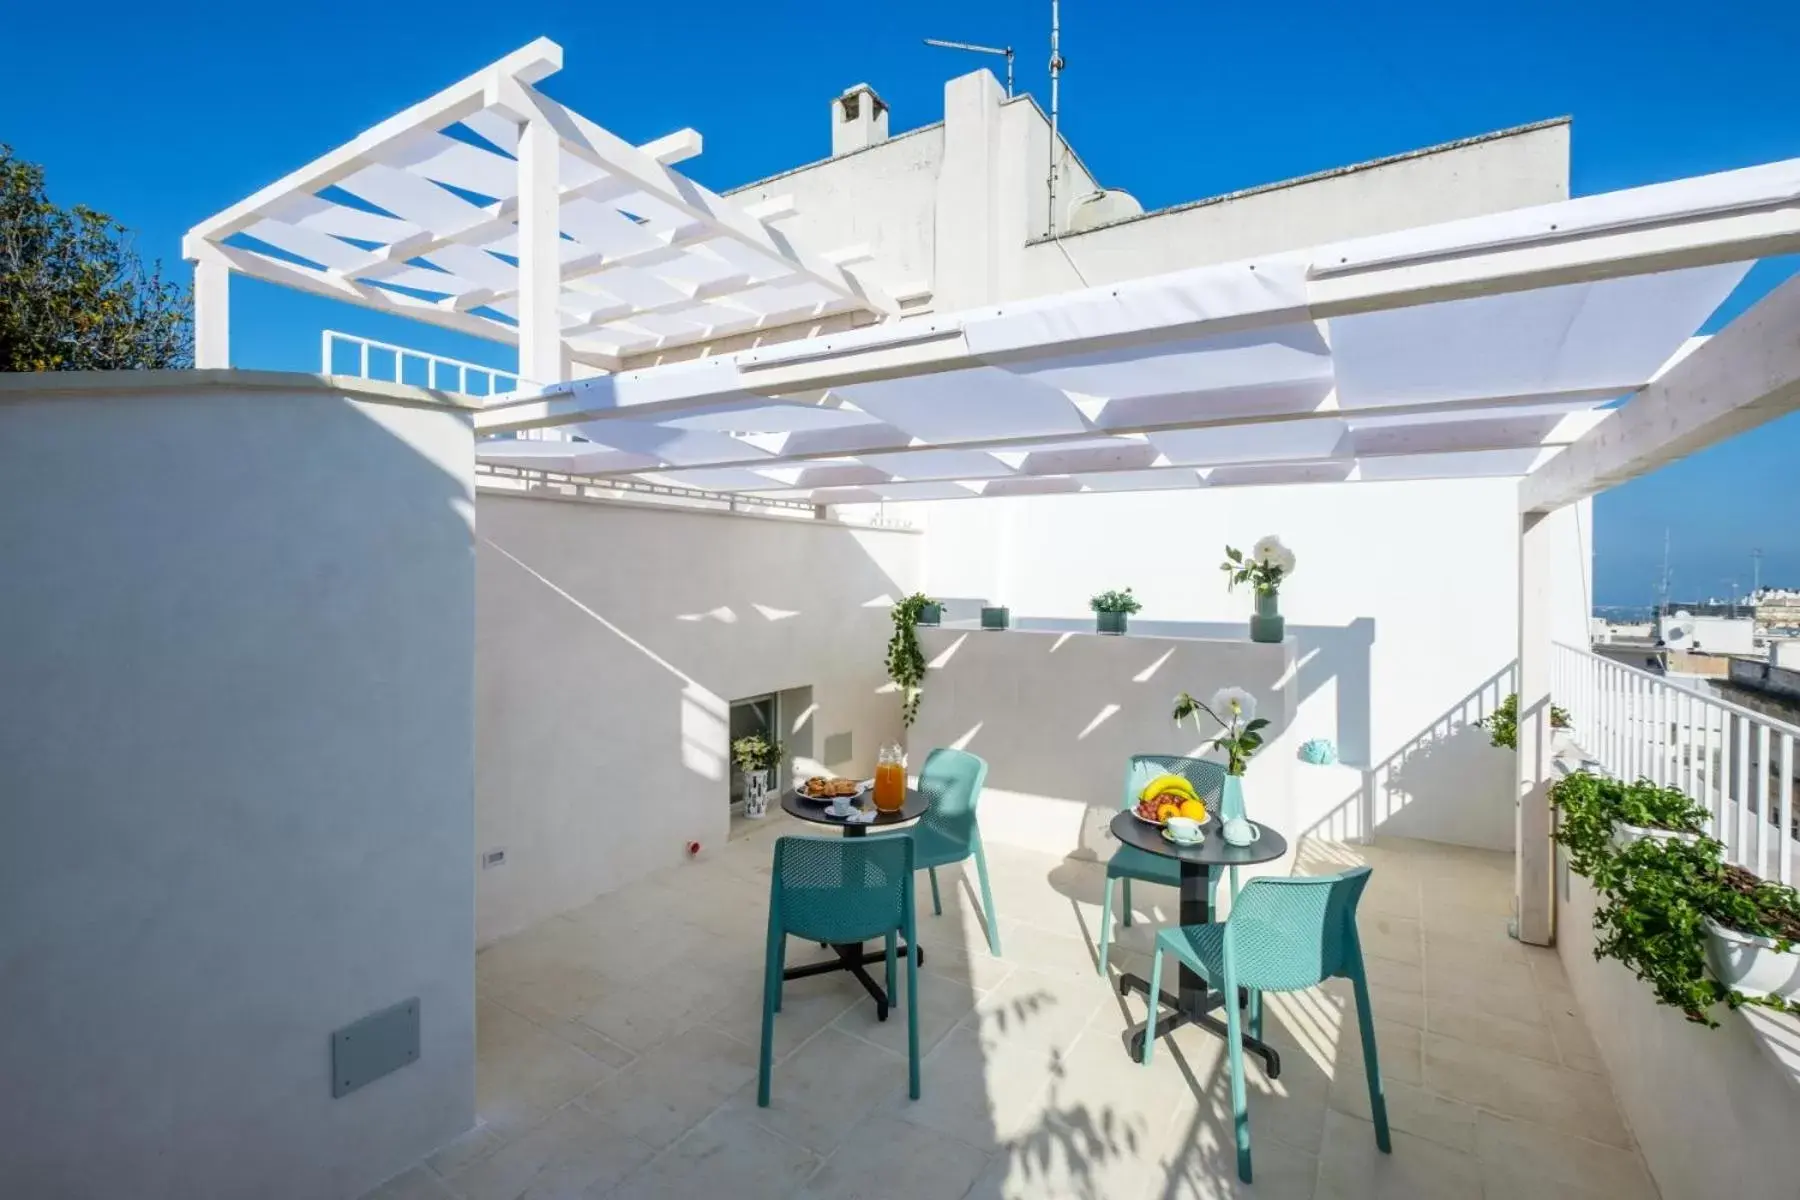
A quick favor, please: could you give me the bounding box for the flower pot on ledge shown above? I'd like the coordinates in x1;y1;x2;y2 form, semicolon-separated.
1250;592;1285;643
1704;918;1800;1003
915;603;942;627
1095;611;1129;636
981;606;1010;631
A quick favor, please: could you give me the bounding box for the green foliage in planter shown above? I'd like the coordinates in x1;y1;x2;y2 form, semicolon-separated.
730;734;783;773
1563;781;1800;1025
1480;692;1571;750
1552;771;1708;878
1089;588;1142;614
886;593;936;727
1589;836;1729;1025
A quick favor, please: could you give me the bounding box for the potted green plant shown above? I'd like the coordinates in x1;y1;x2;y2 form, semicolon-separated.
915;598;942;626
1222;536;1294;643
980;605;1010;631
731;733;784;819
1480;693;1572;751
886;594;935;726
1172;686;1268;838
1700;864;1800;1006
1551;772;1706;867
1089;588;1141;635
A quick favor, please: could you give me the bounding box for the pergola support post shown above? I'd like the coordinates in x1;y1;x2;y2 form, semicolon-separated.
1516;508;1557;946
516;109;565;385
193;256;230;369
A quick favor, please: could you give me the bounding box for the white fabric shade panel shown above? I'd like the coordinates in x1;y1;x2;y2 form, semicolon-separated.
476;259;1749;499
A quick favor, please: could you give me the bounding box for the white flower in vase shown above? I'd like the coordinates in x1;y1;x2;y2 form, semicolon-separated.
1209;686;1258;729
1251;535;1286;566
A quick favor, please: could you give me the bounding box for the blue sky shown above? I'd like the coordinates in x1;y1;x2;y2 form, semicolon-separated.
5;0;1795;607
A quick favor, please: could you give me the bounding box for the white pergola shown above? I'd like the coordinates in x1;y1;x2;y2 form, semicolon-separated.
476;155;1800;946
183;40;894;380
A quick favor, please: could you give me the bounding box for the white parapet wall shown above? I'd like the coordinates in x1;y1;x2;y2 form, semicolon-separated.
1557;863;1800;1199
474;489;922;945
909;623;1300;867
0;371;478;1200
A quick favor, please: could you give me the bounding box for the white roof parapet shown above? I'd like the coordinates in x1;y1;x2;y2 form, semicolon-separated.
184;39;896;369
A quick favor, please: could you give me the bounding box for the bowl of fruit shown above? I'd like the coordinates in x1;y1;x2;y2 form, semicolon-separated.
1133;773;1210;829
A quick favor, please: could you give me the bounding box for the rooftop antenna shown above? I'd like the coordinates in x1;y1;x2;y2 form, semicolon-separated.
1752;547;1763;598
1656;528;1672;618
1047;0;1066;236
922;37;1014;97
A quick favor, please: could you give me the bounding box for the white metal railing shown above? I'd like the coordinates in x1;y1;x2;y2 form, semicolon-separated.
1554;641;1799;884
322;330;524;400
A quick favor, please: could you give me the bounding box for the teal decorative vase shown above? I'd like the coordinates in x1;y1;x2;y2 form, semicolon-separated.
981;606;1010;630
915;603;942;627
1250;591;1285;643
1220;774;1246;822
1095;610;1128;635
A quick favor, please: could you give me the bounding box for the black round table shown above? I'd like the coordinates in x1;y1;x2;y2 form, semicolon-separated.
775;785;932;1020
778;784;931;835
1107;809;1289;1074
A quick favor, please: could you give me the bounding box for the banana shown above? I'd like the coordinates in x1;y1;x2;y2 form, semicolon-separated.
1139;773;1198;804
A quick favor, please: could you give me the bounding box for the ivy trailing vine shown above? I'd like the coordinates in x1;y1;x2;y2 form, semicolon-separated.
1554;768;1800;1026
886;593;936;727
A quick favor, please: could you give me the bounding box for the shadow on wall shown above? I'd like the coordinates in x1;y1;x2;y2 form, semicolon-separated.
973;614;1375;768
1302;661;1517;850
472;495;917;944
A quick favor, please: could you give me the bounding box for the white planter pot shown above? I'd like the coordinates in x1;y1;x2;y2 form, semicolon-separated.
1611;823;1703;851
743;769;773;819
1704;917;1800;1002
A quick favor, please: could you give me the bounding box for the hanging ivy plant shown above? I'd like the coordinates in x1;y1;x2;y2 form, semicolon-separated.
886;593;936;727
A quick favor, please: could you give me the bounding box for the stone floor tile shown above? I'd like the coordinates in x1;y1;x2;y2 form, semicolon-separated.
727;1026;911;1155
1426;998;1560;1065
360;1165;457;1200
1313;1109;1482;1200
830;958;979;1060
476;1000;620;1142
442;1104;656;1200
1356;913;1421;966
603;1109;819;1200
797;1112;991;1200
1325;1075;1476;1155
423;1121;506;1179
1423;1033;1634;1149
885;1024;1048;1153
1474;1110;1658;1198
575;1024;758;1149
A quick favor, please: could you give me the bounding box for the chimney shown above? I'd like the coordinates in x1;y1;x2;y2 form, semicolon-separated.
832;84;889;156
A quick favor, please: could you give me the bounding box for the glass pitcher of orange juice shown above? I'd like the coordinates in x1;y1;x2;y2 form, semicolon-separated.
873;744;907;813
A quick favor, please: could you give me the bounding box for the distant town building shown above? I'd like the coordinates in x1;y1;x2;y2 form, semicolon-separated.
1754;588;1800;635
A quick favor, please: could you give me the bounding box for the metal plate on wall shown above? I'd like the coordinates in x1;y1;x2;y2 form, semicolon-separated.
332;997;420;1098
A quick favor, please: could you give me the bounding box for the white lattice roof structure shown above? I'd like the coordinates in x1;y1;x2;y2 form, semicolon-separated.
184;40;893;375
474;156;1800;502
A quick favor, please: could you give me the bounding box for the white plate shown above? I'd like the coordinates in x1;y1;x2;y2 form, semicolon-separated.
795;779;869;803
1131;806;1211;829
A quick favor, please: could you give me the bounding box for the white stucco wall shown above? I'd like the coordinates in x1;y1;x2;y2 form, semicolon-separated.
473;491;922;944
1017;121;1570;295
1558;865;1800;1199
898;480;1591;852
909;625;1298;869
0;373;477;1200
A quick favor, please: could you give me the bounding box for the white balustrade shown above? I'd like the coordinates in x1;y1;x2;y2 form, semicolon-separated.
1553;641;1799;884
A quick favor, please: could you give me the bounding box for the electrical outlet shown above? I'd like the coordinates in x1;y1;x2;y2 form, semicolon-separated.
482;848;507;869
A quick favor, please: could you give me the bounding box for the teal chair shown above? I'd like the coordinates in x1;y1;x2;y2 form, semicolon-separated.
758;835;919;1106
1140;867;1389;1183
877;747;1001;957
1097;755;1231;976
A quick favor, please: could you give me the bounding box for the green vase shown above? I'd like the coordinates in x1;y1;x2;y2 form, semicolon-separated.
1095;610;1128;635
981;606;1010;630
1250;591;1284;643
1221;774;1246;822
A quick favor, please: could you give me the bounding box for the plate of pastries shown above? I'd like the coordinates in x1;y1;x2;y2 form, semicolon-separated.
796;776;869;801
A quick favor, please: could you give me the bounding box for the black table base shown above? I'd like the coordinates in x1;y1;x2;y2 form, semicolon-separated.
1104;810;1289;1078
1117;971;1281;1077
783;942;925;1021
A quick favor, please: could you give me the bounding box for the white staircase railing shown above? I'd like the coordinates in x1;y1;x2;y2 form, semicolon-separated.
1554;641;1798;884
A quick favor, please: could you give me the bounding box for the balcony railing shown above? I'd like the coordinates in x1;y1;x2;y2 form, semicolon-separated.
1553;641;1799;884
321;330;523;400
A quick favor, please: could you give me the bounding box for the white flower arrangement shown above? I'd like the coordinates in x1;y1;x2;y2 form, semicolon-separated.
1172;686;1269;776
1223;536;1296;595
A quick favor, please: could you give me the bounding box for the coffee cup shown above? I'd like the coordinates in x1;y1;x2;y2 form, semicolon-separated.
1165;816;1202;843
